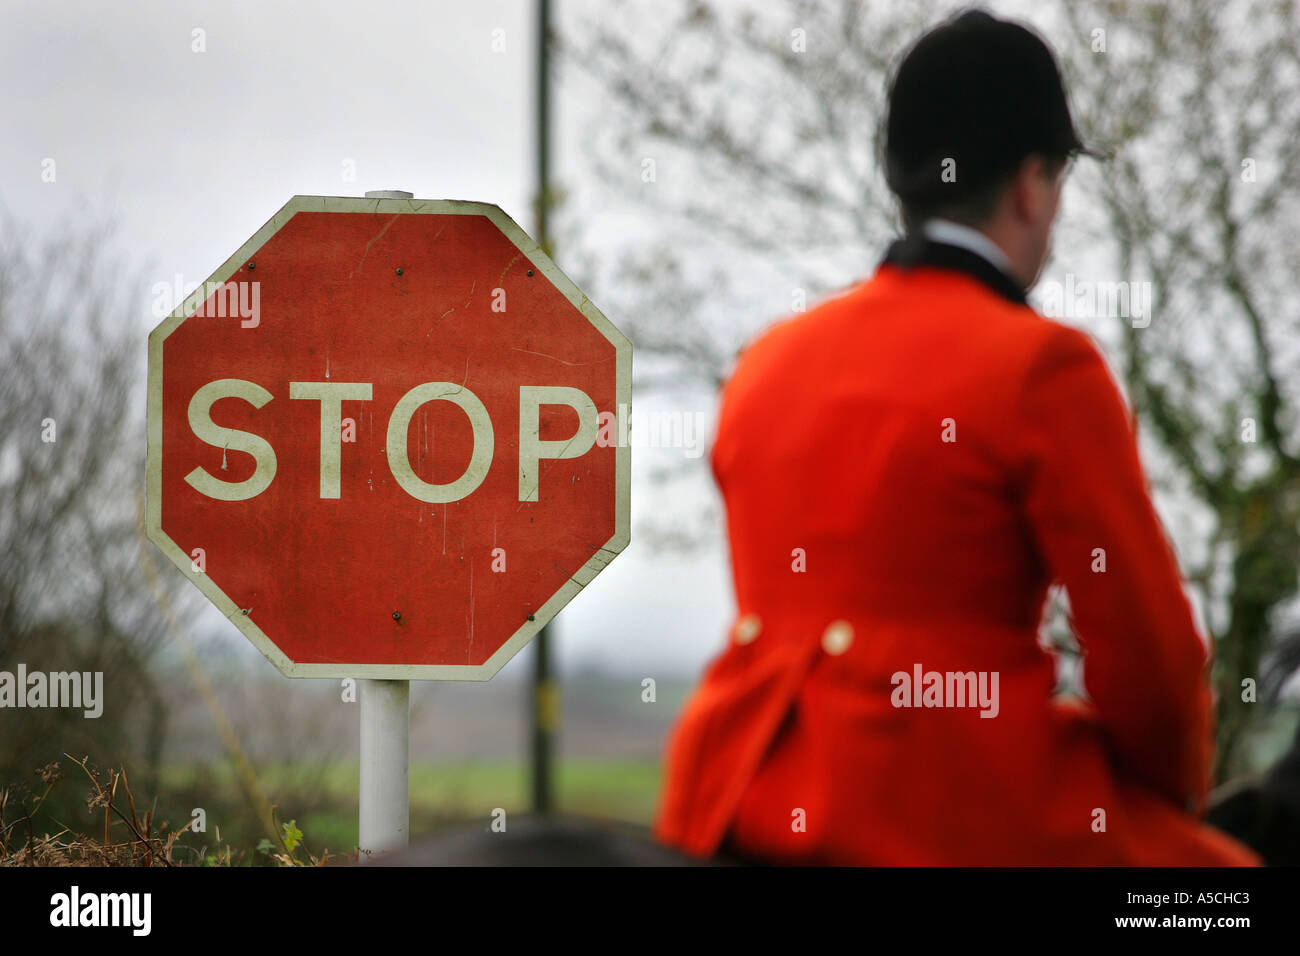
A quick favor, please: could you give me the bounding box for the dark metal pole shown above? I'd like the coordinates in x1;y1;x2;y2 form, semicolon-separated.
530;0;557;816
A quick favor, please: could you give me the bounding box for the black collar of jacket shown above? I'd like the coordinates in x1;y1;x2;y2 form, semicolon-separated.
880;232;1028;306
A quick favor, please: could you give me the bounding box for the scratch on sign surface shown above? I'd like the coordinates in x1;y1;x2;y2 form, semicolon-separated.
350;216;400;280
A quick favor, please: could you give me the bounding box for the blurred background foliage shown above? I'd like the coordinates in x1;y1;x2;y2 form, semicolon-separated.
560;0;1300;776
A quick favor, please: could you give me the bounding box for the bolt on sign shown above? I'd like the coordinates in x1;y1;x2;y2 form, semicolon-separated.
147;196;631;679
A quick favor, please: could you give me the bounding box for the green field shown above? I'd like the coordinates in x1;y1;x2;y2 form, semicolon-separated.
159;759;663;855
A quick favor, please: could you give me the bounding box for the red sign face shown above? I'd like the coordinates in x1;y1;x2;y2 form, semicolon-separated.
147;196;631;679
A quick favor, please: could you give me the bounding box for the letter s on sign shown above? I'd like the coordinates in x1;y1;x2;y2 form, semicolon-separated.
185;379;278;501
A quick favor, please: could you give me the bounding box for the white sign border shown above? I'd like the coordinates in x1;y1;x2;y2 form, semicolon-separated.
146;195;632;681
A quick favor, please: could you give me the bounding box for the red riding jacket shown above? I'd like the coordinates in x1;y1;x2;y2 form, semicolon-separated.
654;239;1260;865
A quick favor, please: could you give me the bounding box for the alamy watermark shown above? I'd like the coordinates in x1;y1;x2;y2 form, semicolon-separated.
595;404;707;458
891;663;999;718
0;665;103;718
50;886;150;936
1036;274;1153;328
151;273;260;327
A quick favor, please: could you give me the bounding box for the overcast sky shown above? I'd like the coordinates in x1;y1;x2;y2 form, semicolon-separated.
13;1;1279;692
0;0;735;681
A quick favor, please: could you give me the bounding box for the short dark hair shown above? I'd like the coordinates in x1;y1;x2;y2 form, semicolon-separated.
899;151;1069;232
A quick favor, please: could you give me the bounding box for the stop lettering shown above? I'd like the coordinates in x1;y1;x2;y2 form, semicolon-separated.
146;196;631;679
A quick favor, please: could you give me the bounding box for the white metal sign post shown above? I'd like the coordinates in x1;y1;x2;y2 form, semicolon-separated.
356;190;415;859
359;677;410;856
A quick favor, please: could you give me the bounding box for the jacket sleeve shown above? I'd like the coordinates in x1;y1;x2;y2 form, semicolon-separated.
1015;323;1213;811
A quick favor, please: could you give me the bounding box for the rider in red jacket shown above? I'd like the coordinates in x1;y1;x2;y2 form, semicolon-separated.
654;10;1259;866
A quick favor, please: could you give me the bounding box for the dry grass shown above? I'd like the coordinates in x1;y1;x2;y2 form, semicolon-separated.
0;758;350;867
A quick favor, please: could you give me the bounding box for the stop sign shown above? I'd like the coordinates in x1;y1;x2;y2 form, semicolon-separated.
146;195;631;680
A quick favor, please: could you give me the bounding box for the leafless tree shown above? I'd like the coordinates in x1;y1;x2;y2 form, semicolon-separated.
560;0;1300;775
0;214;175;798
1055;0;1300;774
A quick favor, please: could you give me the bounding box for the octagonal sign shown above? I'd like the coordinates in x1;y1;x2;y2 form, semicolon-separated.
147;195;631;679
